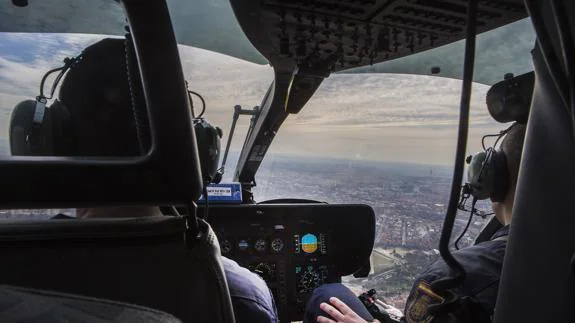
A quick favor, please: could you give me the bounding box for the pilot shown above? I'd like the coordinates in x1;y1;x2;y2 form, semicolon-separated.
304;123;526;323
11;38;278;323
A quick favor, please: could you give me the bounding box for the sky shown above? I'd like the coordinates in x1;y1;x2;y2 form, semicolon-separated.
0;32;517;168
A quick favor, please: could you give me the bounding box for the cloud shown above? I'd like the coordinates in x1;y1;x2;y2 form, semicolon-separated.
0;33;111;100
286;73;492;128
178;44;273;119
0;33;507;167
264;73;504;165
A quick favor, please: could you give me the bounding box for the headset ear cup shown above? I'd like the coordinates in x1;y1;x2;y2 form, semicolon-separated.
467;150;495;200
491;151;509;203
10;100;38;156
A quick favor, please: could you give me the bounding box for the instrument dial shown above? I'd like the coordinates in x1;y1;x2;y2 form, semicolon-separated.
253;262;276;281
254;239;267;252
237;239;249;251
220;239;232;254
271;238;284;253
297;266;320;293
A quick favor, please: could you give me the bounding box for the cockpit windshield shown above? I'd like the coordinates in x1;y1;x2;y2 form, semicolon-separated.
251;73;501;307
1;14;532;310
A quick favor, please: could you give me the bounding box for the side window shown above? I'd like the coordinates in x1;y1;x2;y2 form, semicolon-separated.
0;33;105;221
0;32;274;220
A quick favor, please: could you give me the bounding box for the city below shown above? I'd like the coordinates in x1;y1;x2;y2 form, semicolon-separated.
253;154;493;308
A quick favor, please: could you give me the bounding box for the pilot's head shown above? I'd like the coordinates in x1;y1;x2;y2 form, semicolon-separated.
10;37;217;217
8;37;151;217
58;37;144;157
59;37;220;184
492;123;526;225
60;38;153;218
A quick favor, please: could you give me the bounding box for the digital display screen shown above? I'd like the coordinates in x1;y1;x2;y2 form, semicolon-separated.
294;233;327;255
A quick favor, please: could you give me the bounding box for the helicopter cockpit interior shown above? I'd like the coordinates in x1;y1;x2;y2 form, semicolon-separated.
1;0;574;322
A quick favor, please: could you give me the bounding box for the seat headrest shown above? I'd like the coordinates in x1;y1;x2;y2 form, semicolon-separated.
486;71;535;124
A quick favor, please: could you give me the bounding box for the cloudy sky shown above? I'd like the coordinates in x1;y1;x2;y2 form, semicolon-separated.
0;32;516;169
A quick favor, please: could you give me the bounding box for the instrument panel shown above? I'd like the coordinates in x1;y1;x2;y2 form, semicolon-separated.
204;203;375;322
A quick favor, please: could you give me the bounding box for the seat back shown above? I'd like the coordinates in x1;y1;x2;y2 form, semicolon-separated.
494;2;575;321
0;216;235;323
0;284;182;323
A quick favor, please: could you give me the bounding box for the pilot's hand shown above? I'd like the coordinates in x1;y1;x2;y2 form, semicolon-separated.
317;297;381;323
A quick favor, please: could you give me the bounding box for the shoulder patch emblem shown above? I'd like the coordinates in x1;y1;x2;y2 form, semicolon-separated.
405;280;445;323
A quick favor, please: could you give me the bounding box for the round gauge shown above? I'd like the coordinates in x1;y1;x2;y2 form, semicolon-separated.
237;239;249;251
299;267;320;293
271;238;284;252
254;239;267;252
220;239;232;254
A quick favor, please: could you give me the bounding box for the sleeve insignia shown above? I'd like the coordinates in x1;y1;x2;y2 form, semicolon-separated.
404;280;445;323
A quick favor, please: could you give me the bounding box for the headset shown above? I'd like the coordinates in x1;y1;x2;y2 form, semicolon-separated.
462;123;518;205
185;81;223;184
454;72;533;247
464;143;510;203
454;123;516;249
9;56;81;157
9;36;223;185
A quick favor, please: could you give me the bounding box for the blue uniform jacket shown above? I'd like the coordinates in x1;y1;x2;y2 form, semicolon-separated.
223;257;278;323
404;225;510;323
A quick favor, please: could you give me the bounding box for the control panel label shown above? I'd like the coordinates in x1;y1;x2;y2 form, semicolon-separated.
210;187;232;197
198;182;242;204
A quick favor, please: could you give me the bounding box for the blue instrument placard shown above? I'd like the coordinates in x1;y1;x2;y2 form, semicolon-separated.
198;183;243;204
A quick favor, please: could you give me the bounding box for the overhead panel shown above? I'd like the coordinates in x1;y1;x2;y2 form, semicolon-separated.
232;0;527;75
1;0;530;79
231;0;530;186
345;17;535;85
